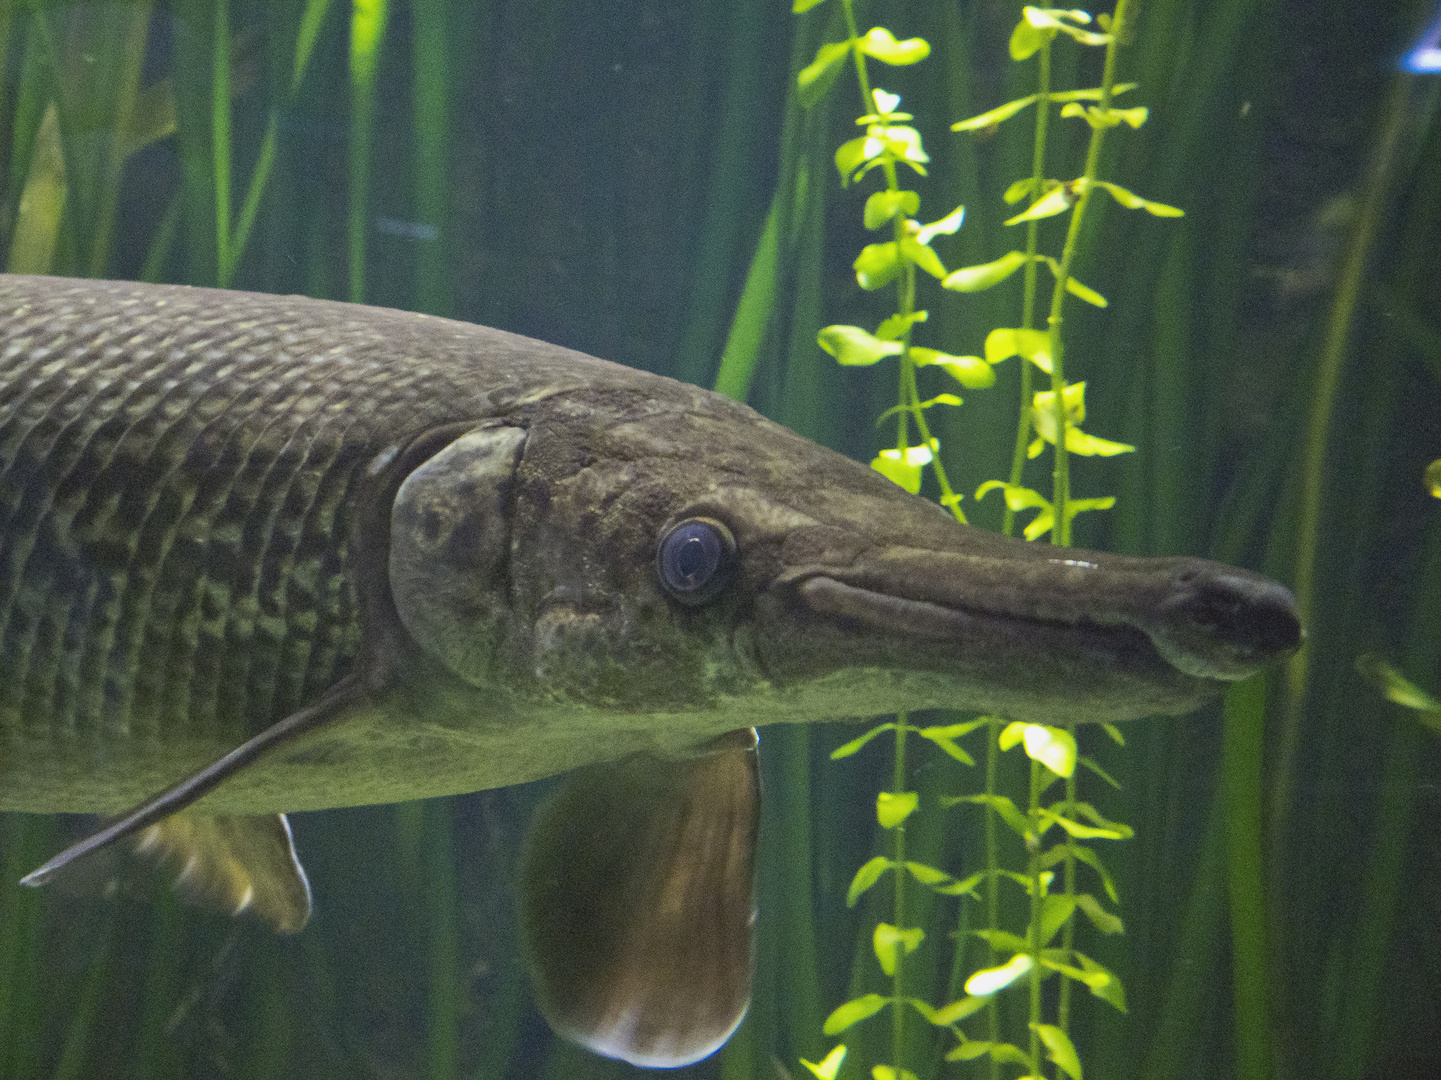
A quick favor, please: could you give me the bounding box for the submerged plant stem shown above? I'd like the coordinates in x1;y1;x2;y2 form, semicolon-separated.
892;713;909;1076
1044;0;1130;546
1003;42;1051;539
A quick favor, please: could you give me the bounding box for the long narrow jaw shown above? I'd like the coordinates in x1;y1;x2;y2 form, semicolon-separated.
755;542;1302;725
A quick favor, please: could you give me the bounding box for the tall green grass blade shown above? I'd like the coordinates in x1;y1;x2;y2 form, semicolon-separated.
348;0;389;303
5;99;63;273
294;0;334;91
411;0;451;315
1327;518;1441;1079
711;190;781;402
51;915;117;1080
82;0;153;278
425;800;460;1080
1223;674;1271;1080
212;0;232;284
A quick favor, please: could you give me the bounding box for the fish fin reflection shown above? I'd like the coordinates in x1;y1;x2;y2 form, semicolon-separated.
20;676;360;893
133;812;313;933
519;728;759;1068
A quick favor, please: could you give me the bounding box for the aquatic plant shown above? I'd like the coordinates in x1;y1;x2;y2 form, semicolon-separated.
0;3;1437;1079
795;4;1182;1079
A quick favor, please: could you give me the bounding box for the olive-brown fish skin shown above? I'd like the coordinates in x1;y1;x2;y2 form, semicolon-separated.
0;274;1301;818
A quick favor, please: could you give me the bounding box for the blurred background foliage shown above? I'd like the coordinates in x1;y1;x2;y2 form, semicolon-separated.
0;0;1438;1078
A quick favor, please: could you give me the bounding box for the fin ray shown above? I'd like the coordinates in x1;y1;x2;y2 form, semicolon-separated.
21;675;359;892
135;812;312;933
520;728;759;1068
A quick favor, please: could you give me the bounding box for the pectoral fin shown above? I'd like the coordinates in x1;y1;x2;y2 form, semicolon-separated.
134;813;312;933
519;728;760;1068
21;675;361;895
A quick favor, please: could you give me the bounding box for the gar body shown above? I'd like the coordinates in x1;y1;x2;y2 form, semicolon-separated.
0;274;1301;1066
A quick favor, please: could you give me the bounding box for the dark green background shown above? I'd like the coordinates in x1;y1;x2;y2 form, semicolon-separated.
0;1;1438;1078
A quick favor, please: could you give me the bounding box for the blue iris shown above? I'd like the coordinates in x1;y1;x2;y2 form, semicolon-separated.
657;518;735;605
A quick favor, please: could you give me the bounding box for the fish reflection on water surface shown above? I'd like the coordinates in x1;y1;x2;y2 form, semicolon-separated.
0;275;1301;1067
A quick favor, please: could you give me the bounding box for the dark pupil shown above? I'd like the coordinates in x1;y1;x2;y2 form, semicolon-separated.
676;536;707;580
662;521;723;595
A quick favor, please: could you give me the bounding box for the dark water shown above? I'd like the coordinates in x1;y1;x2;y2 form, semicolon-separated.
1;1;1439;1078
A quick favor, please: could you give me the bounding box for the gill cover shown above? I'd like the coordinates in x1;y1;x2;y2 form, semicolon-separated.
389;425;528;685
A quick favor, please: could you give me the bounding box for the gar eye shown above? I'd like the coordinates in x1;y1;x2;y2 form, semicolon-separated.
656;518;736;606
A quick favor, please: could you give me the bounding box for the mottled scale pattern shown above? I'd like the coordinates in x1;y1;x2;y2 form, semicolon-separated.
0;275;601;752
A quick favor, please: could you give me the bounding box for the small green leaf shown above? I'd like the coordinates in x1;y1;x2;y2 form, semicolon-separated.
1009;15;1056;60
1064;801;1136;839
1039;843;1120;903
1101;723;1125;746
1060;101;1149;129
1092;180;1184;216
1033;1024;1083;1080
1019;724;1077;776
877;790;919;828
1040;895;1078;945
911;347;995;389
944;1038;992;1061
972;929;1029;953
904;861;950;886
943;792;1030;838
932;869;983;897
1003;178;1036;204
1065;276;1109;307
792;0;830;11
860;26;930;65
872;1067;920;1080
873;922;924;976
964;953;1034;996
799;1045;847;1080
1005;185;1074;225
1079;755;1121;789
1032;381;1135;456
798;41;850;108
876;309;927;340
1018;7;1111;48
917;723;980;764
946;1041;1033;1066
847;856;894;907
1075;893;1124;934
920;393;964;409
928;995;990;1025
835;137;872;183
872;444;934;493
868;88;904;117
915;204;965;244
953;93;1041;131
1076;952;1127;1012
943;250;1028;292
855;242;902;290
923;719;989;739
1427;458;1441;498
1040;811;1125;841
1040;951;1127;1012
823;993;890;1035
818;324;905;366
900;235;948;279
830;721;898;759
864;189;921;229
985;327;1052;372
1356;654;1441;717
976;481;1051;513
905;997;940;1024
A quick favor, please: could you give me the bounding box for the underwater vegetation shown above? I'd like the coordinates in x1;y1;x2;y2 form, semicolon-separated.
0;1;1438;1079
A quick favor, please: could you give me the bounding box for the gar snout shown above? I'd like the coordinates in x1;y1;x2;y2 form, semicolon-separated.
777;539;1302;688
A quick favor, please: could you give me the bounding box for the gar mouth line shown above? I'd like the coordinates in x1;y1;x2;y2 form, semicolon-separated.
792;574;1155;653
